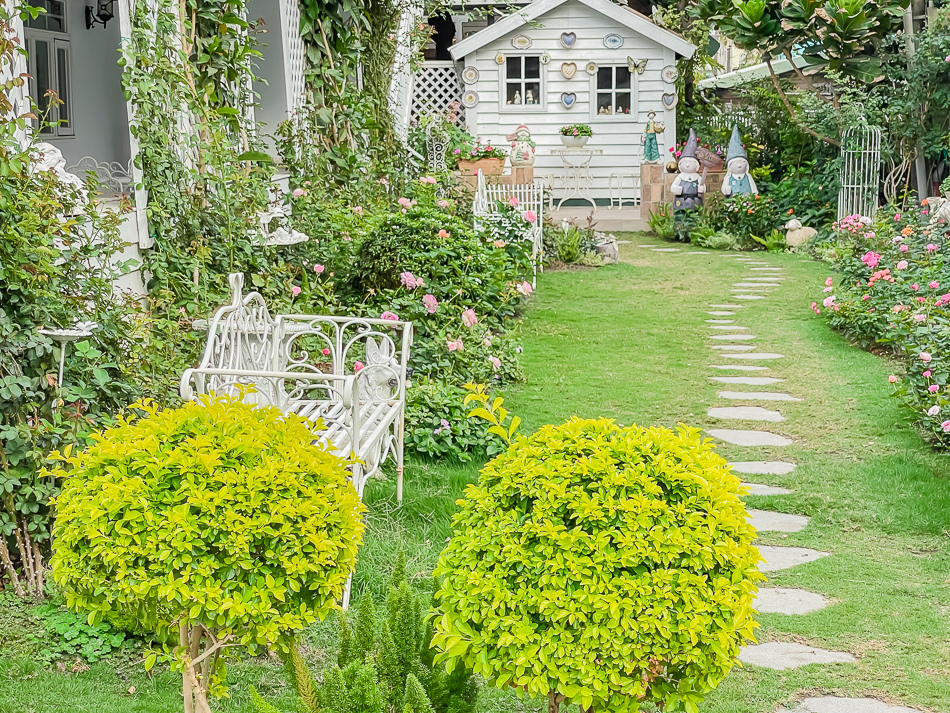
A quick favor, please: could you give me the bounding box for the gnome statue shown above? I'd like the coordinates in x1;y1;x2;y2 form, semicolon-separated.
506;124;536;166
721;125;758;196
670;128;705;212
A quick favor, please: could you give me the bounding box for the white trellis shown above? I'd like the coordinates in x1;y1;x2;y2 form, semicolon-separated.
838;126;882;221
410;61;465;127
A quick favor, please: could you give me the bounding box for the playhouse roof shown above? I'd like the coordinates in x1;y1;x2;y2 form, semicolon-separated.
449;0;696;60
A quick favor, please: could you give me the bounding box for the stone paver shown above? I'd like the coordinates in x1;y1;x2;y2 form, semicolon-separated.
726;352;785;360
747;508;809;532
710;304;744;308
755;588;829;615
758;545;828;571
637;244;658;247
706;319;735;324
729;461;797;475
751;267;784;271
735;282;778;288
707;429;792;446
734;295;768;300
709;334;756;340
710;325;748;330
708;365;769;371
745;277;785;281
718;391;802;401
709;406;784;422
652;248;681;252
616;240;632;244
707;311;735;316
745;483;794;496
739;642;855;670
711;376;784;385
686;251;711;255
780;698;918;713
712;345;756;352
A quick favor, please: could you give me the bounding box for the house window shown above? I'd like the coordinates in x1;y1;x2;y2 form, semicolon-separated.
594;65;633;117
503;55;542;109
25;1;73;137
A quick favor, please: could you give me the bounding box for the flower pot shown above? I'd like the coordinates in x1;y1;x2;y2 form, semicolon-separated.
560;135;590;148
457;157;505;176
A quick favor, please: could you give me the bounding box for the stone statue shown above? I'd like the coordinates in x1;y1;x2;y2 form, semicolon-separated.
525;90;535;105
32;142;86;193
641;110;664;163
513;90;522;105
505;124;536;166
670;128;705;212
784;218;817;247
721;125;758;197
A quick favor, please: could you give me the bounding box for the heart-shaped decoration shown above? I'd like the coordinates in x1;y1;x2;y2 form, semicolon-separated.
662;92;678;110
560;62;577;79
560;92;577;108
560;32;577;48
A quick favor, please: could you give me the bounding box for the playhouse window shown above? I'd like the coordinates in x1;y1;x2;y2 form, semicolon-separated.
595;66;632;117
504;56;542;108
25;1;73;137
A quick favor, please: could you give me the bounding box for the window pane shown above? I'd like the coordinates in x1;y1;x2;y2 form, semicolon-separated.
33;40;52;132
597;67;612;90
507;58;522;79
616;67;631;89
524;56;540;78
56;46;69;128
615;92;631;114
46;15;63;31
507;83;524;104
524;82;540;104
597;93;613;114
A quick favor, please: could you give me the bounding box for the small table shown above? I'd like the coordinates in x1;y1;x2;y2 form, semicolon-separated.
551;149;603;209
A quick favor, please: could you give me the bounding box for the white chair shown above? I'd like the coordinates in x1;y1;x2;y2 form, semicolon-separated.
608;171;641;209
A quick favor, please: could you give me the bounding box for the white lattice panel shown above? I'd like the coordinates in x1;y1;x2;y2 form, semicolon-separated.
280;0;306;108
1;0;29;143
410;61;464;126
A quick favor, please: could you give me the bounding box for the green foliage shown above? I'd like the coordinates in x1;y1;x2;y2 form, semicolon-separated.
403;674;436;713
29;602;130;665
559;124;593;137
49;395;365;649
647;203;675;239
461;384;521;447
554;224;582;263
353;593;379;665
432;419;762;713
250;686;284;713
751;229;790;253
280;643;320;712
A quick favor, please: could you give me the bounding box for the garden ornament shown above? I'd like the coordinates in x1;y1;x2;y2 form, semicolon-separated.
506;124;536;166
784;218;817;247
31;142;87;204
670;128;704;213
721;125;758;197
641;110;664;163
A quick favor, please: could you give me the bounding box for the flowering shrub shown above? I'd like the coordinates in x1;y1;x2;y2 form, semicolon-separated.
559;124;593;137
717;193;781;238
816;201;950;444
458;139;507;160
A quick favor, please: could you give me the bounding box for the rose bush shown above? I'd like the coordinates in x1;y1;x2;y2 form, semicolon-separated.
815;201;950;444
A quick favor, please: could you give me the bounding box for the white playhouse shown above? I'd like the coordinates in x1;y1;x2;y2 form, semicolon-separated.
442;0;695;204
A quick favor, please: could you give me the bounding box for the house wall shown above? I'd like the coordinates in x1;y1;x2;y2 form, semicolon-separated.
45;2;130;167
248;0;300;153
460;0;679;202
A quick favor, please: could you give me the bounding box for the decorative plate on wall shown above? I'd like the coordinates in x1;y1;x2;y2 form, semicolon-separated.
627;57;647;74
462;90;480;108
661;92;678;109
560;32;577;49
540;51;551;64
585;61;597;75
511;34;532;49
661;64;679;83
461;66;479;84
560;92;577;108
495;53;505;65
560;62;577;79
603;33;624;49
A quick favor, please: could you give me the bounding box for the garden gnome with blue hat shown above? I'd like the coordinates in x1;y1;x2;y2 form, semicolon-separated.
721;125;758;196
670;128;705;212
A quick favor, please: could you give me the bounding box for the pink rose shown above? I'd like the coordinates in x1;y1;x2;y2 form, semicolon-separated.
438;229;450;238
354;361;364;372
825;277;833;286
398;197;411;207
930;281;940;289
943;420;950;432
517;281;533;296
930;385;940;393
822;296;836;308
914;314;927;322
928;405;940;416
400;272;418;289
461;309;478;328
422;294;438;314
446;338;464;352
811;302;820;314
291;285;302;297
894;213;901;221
920;352;933;363
896;260;908;270
322;348;331;356
862;294;870;300
438;199;450;209
509;197;520;207
352;206;363;214
314;264;325;274
523;210;538;223
912;284;920;291
924;370;932;377
900;245;909;253
381;311;398;321
293;188;307;198
927;243;939;253
489;356;501;371
889;375;898;383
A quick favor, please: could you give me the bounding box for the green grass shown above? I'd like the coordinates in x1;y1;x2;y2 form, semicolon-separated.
2;236;950;712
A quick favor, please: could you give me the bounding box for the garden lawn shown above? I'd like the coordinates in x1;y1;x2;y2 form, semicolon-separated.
2;236;950;712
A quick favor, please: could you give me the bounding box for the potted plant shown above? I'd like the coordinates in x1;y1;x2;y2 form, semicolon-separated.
456;140;508;176
941;175;950;200
559;124;593;148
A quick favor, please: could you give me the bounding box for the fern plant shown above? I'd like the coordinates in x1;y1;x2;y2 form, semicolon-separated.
647;203;674;238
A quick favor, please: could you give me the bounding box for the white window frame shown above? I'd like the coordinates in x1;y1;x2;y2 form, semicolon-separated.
24;1;74;139
498;53;546;112
589;64;636;121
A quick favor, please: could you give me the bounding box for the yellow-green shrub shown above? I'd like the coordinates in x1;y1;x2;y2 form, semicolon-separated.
48;395;365;708
431;418;761;713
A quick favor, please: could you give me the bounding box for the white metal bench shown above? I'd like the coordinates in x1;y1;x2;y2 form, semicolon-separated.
180;273;413;504
473;169;545;287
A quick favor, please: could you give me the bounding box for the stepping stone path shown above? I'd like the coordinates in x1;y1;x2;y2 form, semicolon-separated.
747;509;809;532
735;282;778;288
710;325;747;330
710;304;744;308
711;376;784;385
712;345;756;351
726;352;785;360
729;461;796;475
708;364;769;371
707;430;792;446
709;334;756;340
706;319;735;324
758;545;828;571
751;267;783;271
718;391;802;401
755;588;829;614
709;406;784;422
780;698;919;713
707;311;735;316
745;483;794;496
739;642;855;670
734;294;768;300
652;248;681;252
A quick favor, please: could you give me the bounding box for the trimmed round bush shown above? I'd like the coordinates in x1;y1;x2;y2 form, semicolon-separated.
431;418;761;713
50;394;365;648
